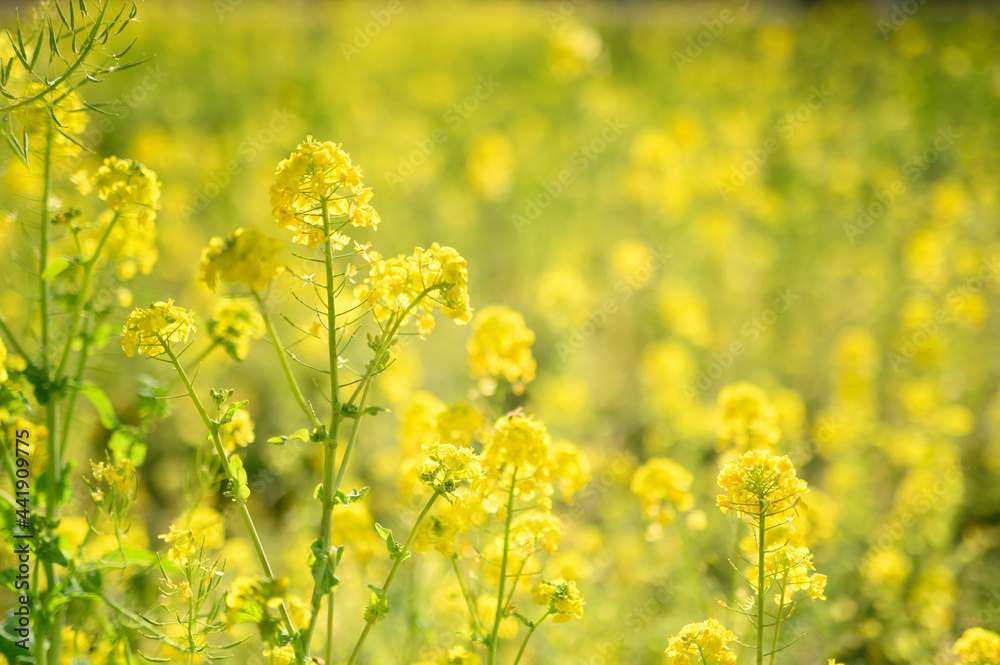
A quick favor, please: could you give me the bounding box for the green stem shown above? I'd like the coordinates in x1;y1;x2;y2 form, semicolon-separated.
252;290;323;431
345;491;441;665
756;508;766;665
58;320;92;458
770;576;786;665
318;201;342;665
487;468;518;665
54;213;120;381
451;555;486;639
512;612;550;665
162;341;296;637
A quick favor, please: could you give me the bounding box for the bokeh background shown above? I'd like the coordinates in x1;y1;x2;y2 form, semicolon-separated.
3;1;1000;663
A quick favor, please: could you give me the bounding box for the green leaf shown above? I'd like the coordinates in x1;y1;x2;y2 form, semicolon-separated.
363;590;390;623
266;428;310;445
333;486;369;506
107;426;147;467
70;381;119;429
219;399;249;426
374;522;409;561
40;255;72;279
308;540;339;598
226;456;250;502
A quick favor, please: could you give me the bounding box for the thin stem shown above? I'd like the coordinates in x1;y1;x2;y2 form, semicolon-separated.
451;555;486;640
252;290;323;430
756;508;766;665
318;201;341;665
512;612;550;665
0;310;28;359
345;491;441;665
54;213;120;381
59;319;92;458
487;468;518;665
769;581;786;665
161;341;296;637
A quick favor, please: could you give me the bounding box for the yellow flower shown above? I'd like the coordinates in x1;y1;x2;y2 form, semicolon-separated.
665;618;737;665
443;645;481;665
954;628;1000;665
199;227;285;292
0;338;8;383
550;441;591;501
208;298;265;360
158;506;225;566
631;458;694;528
219;408;255;453
436;401;483;446
93;156;162;225
270;136;379;247
121;299;196;358
467;305;536;395
530;578;584;623
717;382;780;450
91;457;137;499
716;449;808;520
263;645;296;665
510;511;563;555
419;440;484;494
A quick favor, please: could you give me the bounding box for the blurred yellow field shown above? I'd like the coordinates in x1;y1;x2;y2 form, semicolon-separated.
1;1;1000;664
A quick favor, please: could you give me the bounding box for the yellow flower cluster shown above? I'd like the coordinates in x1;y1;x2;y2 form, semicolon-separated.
219;409;255;453
481;414;554;502
467;305;537;395
90;457;136;500
263;645;296;665
93;156;162;225
356;242;472;333
717;382;780;450
747;543;827;604
530;578;584;623
121;299;197;358
511;511;564;555
717;449;808;520
954;628;1000;665
20;84;89;158
664;618;737;665
208;298;265;360
418;441;484;494
200;228;286;292
157;506;225;566
270;136;379;248
631;457;694;530
550;441;592;501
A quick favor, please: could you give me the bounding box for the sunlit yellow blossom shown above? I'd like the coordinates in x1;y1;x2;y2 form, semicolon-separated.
419;440;484;494
219;408;255;453
436;402;483;446
747;543;826;605
199;227;285;292
209;298;265;360
665;618;737;665
93;156;161;225
631;458;694;530
443;645;481;665
717;449;807;519
531;578;584;623
270;136;379;247
121;299;196;358
467;305;536;395
91;457;137;499
511;511;563;555
263;645;295;665
550;441;591;501
717;382;780;450
954;628;1000;665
